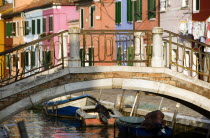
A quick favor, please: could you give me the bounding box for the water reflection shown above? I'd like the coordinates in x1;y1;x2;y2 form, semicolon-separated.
3;110;119;138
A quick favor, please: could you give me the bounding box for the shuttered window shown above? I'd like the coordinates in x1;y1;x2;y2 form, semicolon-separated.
88;47;94;66
128;46;134;66
24;52;29;66
117;47;122;65
6;22;12;37
12;22;16;36
49;16;53;32
80;9;84;29
80;48;84;66
127;0;133;22
43;18;46;33
196;0;199;11
148;0;156;19
136;0;142;21
31;51;36;66
115;1;122;24
21;52;24;67
37;19;41;34
25;21;29;35
32;20;35;35
90;6;95;28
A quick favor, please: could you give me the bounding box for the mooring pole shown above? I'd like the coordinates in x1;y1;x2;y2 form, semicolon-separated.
130;91;140;116
119;89;126;111
17;121;28;138
98;89;102;101
134;91;141;116
172;103;180;136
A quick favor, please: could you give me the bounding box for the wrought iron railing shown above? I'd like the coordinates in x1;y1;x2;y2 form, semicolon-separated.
163;30;210;82
0;30;68;87
80;30;153;66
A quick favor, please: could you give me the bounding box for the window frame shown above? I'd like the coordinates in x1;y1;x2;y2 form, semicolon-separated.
193;0;200;13
49;15;53;32
80;8;84;29
89;6;95;28
43;17;46;33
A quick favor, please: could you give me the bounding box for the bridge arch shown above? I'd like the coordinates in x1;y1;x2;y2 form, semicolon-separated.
0;78;210;123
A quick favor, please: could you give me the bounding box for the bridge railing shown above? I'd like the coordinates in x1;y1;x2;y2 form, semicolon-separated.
79;30;153;67
163;30;210;82
0;30;68;87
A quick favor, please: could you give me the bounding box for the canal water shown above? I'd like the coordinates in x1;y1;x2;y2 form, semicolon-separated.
2;109;208;138
3;110;118;138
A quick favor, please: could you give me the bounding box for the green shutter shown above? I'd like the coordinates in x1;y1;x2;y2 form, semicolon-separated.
128;46;134;66
80;49;84;66
32;20;35;35
88;47;94;66
81;9;84;28
7;23;12;37
136;0;142;20
43;18;46;32
117;47;122;65
148;0;156;19
31;51;36;66
90;6;94;27
196;0;199;11
49;16;53;32
25;52;29;66
127;0;133;22
37;19;40;34
115;2;118;24
118;2;122;23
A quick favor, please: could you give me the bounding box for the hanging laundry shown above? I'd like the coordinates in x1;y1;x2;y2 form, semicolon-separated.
187;20;192;34
179;21;187;35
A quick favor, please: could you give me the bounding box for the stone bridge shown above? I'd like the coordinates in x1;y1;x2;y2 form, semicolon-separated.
0;27;210;123
0;66;210;123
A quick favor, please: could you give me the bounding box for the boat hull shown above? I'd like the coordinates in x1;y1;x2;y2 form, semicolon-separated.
84;118;116;127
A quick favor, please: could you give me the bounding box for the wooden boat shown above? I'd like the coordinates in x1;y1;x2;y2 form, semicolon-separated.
116;116;172;137
76;104;123;127
43;95;98;117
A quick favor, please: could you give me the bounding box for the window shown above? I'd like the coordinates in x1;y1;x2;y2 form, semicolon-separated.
13;22;19;36
148;0;156;19
49;16;53;32
6;22;12;37
5;54;10;68
37;19;41;34
127;0;133;22
80;48;84;66
43;18;46;33
24;21;29;36
88;47;94;66
90;6;95;28
80;9;84;29
136;0;142;21
193;0;200;12
32;20;35;35
115;0;122;24
31;51;36;66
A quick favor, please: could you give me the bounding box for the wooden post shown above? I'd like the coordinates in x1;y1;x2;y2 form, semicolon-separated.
130;91;140;116
98;89;102;101
133;91;141;116
118;89;125;111
172;103;180;135
17;121;28;138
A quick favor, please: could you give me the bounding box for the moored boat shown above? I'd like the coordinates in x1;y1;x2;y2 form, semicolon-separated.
43;95;98;117
76;103;123;126
116;110;172;137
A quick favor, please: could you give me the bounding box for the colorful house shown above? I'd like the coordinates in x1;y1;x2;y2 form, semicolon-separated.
0;2;13;78
76;0;116;66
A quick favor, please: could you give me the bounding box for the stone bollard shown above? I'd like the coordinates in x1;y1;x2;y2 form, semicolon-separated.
134;32;145;67
151;27;164;67
68;27;81;67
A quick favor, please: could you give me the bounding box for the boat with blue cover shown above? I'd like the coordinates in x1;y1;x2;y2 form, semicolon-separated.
43;95;98;117
116;116;172;137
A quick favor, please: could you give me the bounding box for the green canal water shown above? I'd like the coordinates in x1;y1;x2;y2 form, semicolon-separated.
2;109;208;138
